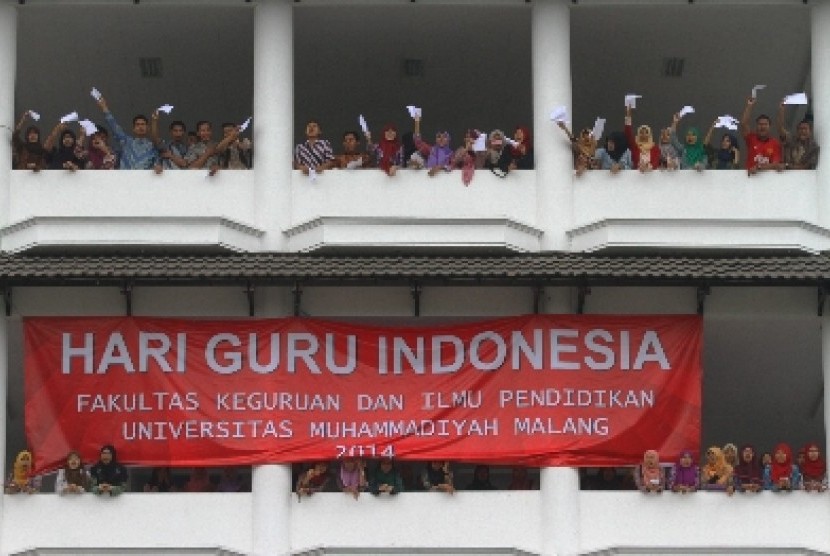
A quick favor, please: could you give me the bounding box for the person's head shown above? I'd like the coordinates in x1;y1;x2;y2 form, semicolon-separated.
25;126;40;144
643;449;659;468
806;443;821;462
99;444;116;464
774;443;791;464
222;122;237;139
15;450;32;471
66;451;82;470
705;446;722;466
132;115;148;137
488;129;505;151
91;131;107;151
761;452;772;466
798;449;806;466
342;458;357;471
741;445;755;463
636;125;653;145
659;127;671;144
435;131;450;148
720;134;734;150
679;450;693;468
187;131;198;146
60;129;76;149
755;114;771;139
169;120;186;142
196;121;212;142
379;458;394;472
382;124;398;142
342;131;360;153
723;443;738;464
685;127;700;146
305;119;321;140
797;120;812;142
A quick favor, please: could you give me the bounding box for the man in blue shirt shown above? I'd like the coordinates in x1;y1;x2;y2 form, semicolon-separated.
96;94;159;170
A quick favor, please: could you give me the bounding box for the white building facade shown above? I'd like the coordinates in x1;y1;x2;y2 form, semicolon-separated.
1;0;830;555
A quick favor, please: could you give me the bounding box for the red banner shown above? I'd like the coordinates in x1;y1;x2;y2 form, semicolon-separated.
25;315;701;472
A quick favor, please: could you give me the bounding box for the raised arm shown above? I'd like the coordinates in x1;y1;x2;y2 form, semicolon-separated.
704;118;717;146
43;122;65;151
150;110;162;146
776;101;789;141
740;97;755;137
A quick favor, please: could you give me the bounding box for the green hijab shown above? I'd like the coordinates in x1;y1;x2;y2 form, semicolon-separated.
683;127;707;167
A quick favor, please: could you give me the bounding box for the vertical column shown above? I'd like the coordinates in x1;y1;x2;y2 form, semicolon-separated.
0;3;17;230
254;0;293;251
822;313;830;489
540;288;580;556
251;464;293;556
0;316;8;532
532;0;573;252
812;2;830;227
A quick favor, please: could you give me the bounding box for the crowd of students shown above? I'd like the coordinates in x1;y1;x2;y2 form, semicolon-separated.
562;99;820;175
11;95;252;175
634;442;828;494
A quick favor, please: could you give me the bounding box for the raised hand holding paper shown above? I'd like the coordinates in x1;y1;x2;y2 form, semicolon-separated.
406;105;422;119
782;92;809;105
678;106;695;118
358;115;368;134
550;105;568;123
591;117;606;141
157;104;174;114
90;87;102;101
60;111;79;124
239;117;252;133
28;110;40;121
624;94;642;109
79;119;98;135
472;133;486;152
751;84;766;99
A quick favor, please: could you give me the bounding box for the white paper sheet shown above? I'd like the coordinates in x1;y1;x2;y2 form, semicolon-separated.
504;137;519;147
28;110;40;121
678;105;695;118
751;84;766;99
783;92;809;105
346;159;363;170
590;117;606;141
60;111;79;124
309;167;317;182
549;105;568;123
79;119;98;135
406;105;422;119
472;133;486;152
358;115;368;134
90;87;102;101
624;94;642;109
239;116;252;133
157;104;174;114
715;115;739;131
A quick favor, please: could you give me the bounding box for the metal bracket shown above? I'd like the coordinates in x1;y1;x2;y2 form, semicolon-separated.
121;281;133;316
245;281;255;317
532;285;544;314
819;286;827;317
292;281;302;317
411;283;422;317
577;285;591;314
2;288;11;317
696;285;710;315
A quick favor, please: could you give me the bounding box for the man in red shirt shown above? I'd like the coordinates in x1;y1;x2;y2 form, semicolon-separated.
740;97;783;175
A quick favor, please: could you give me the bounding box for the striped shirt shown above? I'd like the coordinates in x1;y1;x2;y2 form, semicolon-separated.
294;139;334;169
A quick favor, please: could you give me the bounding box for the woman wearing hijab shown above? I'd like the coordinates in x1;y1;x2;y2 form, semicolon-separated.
12;111;47;170
85;130;117;170
764;442;801;491
367;124;403;176
733;445;763;492
558;122;598;175
509;125;534;170
421;461;455;493
44;123;86;171
594;131;631;173
703;119;741;169
89;444;129;496
338;458;366;499
669;450;698;493
801;443;827;492
370;458;404;495
4;450;40;494
453;129;483;186
425;131;455;176
700;446;734;493
624;105;661;172
484;130;513;177
635;449;664;493
670;113;708;170
55;450;91;494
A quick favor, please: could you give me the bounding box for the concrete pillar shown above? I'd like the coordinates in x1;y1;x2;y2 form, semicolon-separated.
254;0;293;251
532;0;573;252
0;3;17;229
0;315;8;533
822;313;830;488
251;463;293;556
539;287;580;556
812;1;830;227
